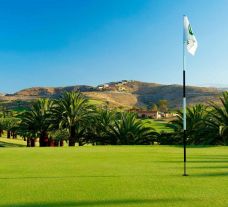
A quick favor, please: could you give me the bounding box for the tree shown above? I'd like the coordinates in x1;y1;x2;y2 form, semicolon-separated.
49;129;69;147
51;91;95;146
19;99;54;147
151;104;158;111
0;118;4;137
0;118;20;139
0;106;12;118
109;112;157;145
17;130;37;147
91;108;116;145
208;92;228;145
170;104;209;144
158;100;168;112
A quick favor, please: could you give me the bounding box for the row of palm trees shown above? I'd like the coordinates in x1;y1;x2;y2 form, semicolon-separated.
16;91;157;147
1;91;228;146
0;117;19;138
171;92;228;145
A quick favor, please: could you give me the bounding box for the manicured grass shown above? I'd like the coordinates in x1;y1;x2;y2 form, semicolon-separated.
0;138;26;147
0;146;228;207
141;119;174;133
0;135;26;147
88;99;105;105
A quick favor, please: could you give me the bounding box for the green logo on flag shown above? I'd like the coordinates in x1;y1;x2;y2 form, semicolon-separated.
188;25;194;35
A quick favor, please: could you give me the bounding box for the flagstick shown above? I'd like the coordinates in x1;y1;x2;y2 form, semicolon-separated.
183;71;188;176
183;15;188;176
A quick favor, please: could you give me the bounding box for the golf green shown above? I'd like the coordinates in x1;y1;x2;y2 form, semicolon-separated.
0;146;228;207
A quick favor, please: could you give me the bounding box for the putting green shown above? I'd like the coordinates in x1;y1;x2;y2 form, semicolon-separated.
0;146;228;207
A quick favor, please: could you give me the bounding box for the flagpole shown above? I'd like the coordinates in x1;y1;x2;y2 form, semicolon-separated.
183;15;188;176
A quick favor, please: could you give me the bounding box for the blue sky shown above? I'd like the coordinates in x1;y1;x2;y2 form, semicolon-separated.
0;0;228;93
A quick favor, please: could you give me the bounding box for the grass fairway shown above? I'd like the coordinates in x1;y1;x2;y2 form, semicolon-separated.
0;137;26;147
141;119;174;133
0;146;228;207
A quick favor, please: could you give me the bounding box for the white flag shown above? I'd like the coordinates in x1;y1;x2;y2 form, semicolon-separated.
184;16;198;55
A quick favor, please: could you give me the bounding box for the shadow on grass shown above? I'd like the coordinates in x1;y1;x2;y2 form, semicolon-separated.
0;175;120;180
157;159;228;163
167;145;221;148
170;154;228;164
191;165;228;169
0;198;198;207
0;141;25;148
189;160;228;163
192;172;228;177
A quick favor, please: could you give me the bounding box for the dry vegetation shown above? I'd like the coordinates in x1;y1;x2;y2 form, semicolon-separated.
0;81;223;109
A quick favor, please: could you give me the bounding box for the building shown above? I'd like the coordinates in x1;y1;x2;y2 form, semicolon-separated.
130;109;176;119
97;84;110;90
130;109;161;119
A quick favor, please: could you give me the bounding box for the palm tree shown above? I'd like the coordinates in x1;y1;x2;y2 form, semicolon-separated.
171;104;208;144
19;99;54;147
0;118;20;139
0;106;11;118
90;108;116;145
0;118;4;137
49;129;69;147
17;129;37;147
209;92;228;145
110;112;157;145
51;91;95;146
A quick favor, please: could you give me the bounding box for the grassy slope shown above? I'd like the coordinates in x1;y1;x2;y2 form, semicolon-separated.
0;146;228;207
141;119;174;133
1;81;222;110
85;91;137;108
0;134;26;147
0;139;26;147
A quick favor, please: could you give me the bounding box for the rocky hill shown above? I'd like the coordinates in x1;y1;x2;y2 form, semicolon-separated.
0;80;223;109
12;85;96;97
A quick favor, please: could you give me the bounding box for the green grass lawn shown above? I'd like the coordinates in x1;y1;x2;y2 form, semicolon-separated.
0;138;26;147
88;99;105;105
141;119;174;133
0;146;228;207
0;135;26;147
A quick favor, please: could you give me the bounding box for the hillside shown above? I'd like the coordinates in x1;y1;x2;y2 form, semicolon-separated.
11;85;96;97
0;80;223;110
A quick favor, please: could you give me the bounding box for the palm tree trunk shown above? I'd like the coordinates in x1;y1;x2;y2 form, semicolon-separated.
49;137;55;147
40;131;48;147
31;138;35;147
12;131;17;139
69;126;76;146
54;140;59;147
79;140;83;146
39;133;44;147
27;138;31;147
7;130;11;138
69;139;75;146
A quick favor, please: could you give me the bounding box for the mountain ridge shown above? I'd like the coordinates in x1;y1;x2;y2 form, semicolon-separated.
0;80;225;109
